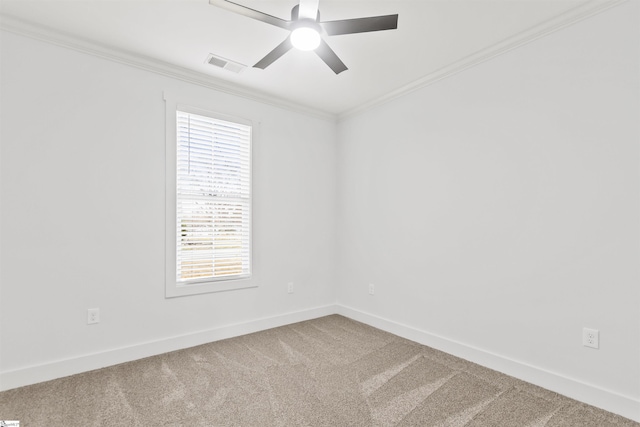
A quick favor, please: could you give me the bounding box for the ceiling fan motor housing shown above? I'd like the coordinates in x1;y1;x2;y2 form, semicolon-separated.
291;4;320;22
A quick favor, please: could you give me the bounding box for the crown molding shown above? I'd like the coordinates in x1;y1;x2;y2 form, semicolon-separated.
0;0;627;123
338;0;628;121
0;14;337;122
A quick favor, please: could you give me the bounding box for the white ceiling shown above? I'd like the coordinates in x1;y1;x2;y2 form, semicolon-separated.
0;0;622;117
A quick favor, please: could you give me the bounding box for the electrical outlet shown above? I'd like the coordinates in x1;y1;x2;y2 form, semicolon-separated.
583;327;599;349
87;308;100;325
368;283;375;295
287;282;294;294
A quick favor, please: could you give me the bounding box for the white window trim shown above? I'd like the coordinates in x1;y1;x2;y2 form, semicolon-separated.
165;93;255;298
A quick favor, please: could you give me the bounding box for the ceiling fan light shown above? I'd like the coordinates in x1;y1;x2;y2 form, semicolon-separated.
290;27;321;51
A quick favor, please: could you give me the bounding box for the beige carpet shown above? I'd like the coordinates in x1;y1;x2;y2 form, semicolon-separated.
1;315;638;426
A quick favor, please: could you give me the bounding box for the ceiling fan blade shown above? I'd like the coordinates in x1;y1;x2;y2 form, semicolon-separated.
321;14;398;36
209;0;291;30
298;0;320;20
254;37;294;69
315;39;347;74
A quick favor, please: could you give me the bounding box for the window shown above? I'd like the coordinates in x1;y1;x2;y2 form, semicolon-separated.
166;100;252;297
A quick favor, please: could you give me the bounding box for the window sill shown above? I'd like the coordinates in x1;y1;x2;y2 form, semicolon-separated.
166;277;257;298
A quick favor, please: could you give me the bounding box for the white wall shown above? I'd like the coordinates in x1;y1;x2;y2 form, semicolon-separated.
0;31;337;385
1;0;638;421
337;0;638;412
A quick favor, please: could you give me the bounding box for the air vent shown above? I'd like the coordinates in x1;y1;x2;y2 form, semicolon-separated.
205;54;247;73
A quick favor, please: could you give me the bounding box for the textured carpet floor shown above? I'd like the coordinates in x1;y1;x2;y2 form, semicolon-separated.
1;315;638;426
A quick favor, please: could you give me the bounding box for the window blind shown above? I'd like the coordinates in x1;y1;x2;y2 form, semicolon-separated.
176;110;251;283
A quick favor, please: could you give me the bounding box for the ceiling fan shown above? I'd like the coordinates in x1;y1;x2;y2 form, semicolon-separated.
209;0;399;74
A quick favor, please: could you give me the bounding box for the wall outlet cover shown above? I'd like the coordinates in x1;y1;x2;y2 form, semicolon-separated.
87;308;100;325
583;327;599;349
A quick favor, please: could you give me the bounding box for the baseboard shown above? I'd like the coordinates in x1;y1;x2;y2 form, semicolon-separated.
0;304;336;392
335;304;640;423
